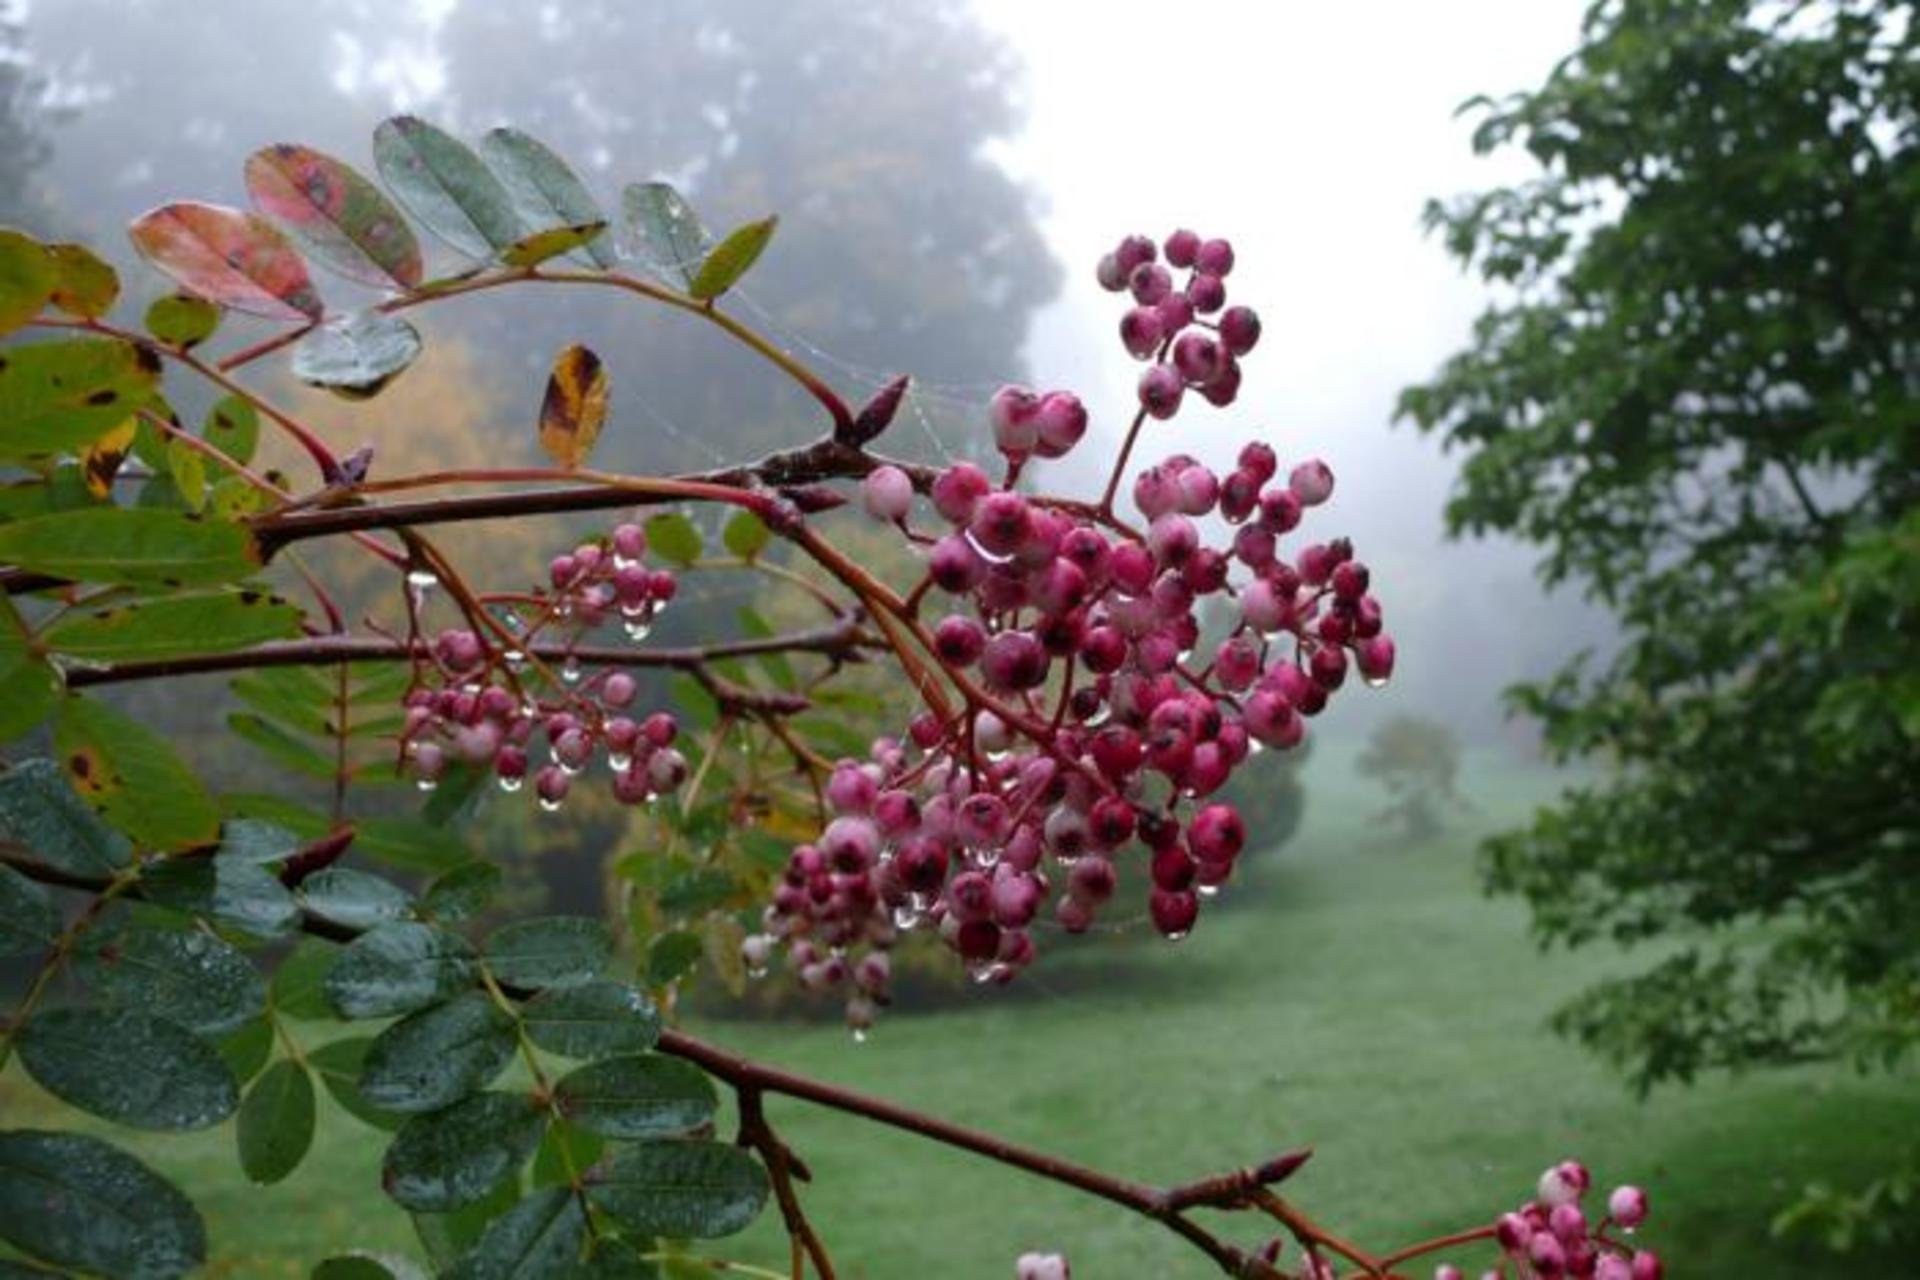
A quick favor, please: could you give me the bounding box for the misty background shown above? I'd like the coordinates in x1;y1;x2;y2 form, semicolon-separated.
3;0;1610;760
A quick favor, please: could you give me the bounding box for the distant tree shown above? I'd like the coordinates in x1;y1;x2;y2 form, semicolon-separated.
0;8;54;233
1356;715;1464;842
1400;0;1918;1092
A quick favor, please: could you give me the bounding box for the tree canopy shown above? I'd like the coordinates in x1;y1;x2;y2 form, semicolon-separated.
1400;0;1918;1091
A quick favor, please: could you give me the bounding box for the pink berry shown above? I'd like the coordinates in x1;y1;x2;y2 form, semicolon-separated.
1114;233;1156;274
933;615;987;667
1187;272;1226;314
989;385;1042;456
861;465;914;522
1219;305;1261;355
1149;887;1198;937
1034;392;1088;458
1188;803;1246;862
1607;1186;1648;1230
1630;1251;1662;1280
1164;228;1201;267
602;672;637;707
982;630;1049;692
1016;1252;1070;1280
1289;458;1335;506
612;523;646;561
1129;262;1172;305
931;462;991;523
1138;365;1184;419
1095;253;1127;291
1120;306;1164;359
970;492;1034;557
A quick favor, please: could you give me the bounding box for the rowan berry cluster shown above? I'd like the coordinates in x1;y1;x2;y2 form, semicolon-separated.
1443;1162;1658;1280
398;522;687;811
748;230;1397;1026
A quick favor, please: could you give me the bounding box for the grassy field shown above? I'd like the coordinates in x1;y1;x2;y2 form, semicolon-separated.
5;744;1914;1277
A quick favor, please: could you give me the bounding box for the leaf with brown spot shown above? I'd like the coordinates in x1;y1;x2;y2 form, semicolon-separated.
0;339;161;465
538;344;608;469
45;243;120;319
128;201;324;323
80;416;137;499
55;695;220;849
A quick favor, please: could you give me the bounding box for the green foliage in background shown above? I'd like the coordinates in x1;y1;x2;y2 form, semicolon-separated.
1401;0;1919;1097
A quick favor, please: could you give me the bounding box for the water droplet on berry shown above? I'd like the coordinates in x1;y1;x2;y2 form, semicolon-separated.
624;617;653;643
1363;673;1390;689
560;656;583;685
850;1027;868;1044
892;904;921;931
415;776;438;793
1198;884;1220;899
963;529;1015;565
1164;928;1190;942
498;775;523;794
966;959;998;984
503;648;527;671
538;795;564;813
608;752;632;772
405;567;438;591
746;963;768;980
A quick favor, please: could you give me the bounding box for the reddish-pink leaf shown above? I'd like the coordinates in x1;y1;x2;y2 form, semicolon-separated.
245;144;423;292
128;202;324;323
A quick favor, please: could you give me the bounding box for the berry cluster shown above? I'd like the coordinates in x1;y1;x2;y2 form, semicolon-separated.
399;523;688;811
1451;1162;1657;1280
1098;228;1260;413
750;230;1396;1026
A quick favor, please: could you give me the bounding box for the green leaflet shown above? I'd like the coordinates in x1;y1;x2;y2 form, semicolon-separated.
0;1130;206;1278
17;1007;238;1130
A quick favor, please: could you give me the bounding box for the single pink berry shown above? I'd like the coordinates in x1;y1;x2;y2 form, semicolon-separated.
1255;485;1303;537
931;462;991;523
1607;1186;1648;1230
982;630;1049;692
933;615;987;667
1595;1257;1632;1280
1034;392;1088;458
1114;233;1156;274
1196;237;1235;275
1528;1233;1566;1277
861;465;914;522
1095;253;1127;291
1164;228;1201;267
989;385;1042;456
1538;1161;1591;1208
1129;262;1172;305
611;523;646;561
1149;887;1199;937
1172;331;1222;384
1187;272;1226;314
1139;365;1184;419
1219;305;1261;355
1289;458;1335;506
970;491;1034;557
1120;306;1164;359
602;672;637;707
534;764;570;806
1016;1252;1070;1280
1629;1251;1662;1280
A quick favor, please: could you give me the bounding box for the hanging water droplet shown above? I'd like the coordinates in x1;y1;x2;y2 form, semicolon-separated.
613;552;639;572
559;760;583;777
503;648;527;671
405;567;439;591
1165;929;1190;942
1363;673;1391;690
1198;884;1220;899
963;529;1015;565
538;795;564;813
746;963;769;980
608;752;632;772
624;616;653;643
1248;740;1267;756
891;904;921;931
560;655;583;685
850;1027;869;1044
498;775;524;794
415;776;438;793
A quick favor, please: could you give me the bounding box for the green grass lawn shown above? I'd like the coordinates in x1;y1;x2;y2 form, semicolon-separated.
5;743;1914;1277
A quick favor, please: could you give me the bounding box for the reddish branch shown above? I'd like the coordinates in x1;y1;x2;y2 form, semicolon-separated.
58;615;879;689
